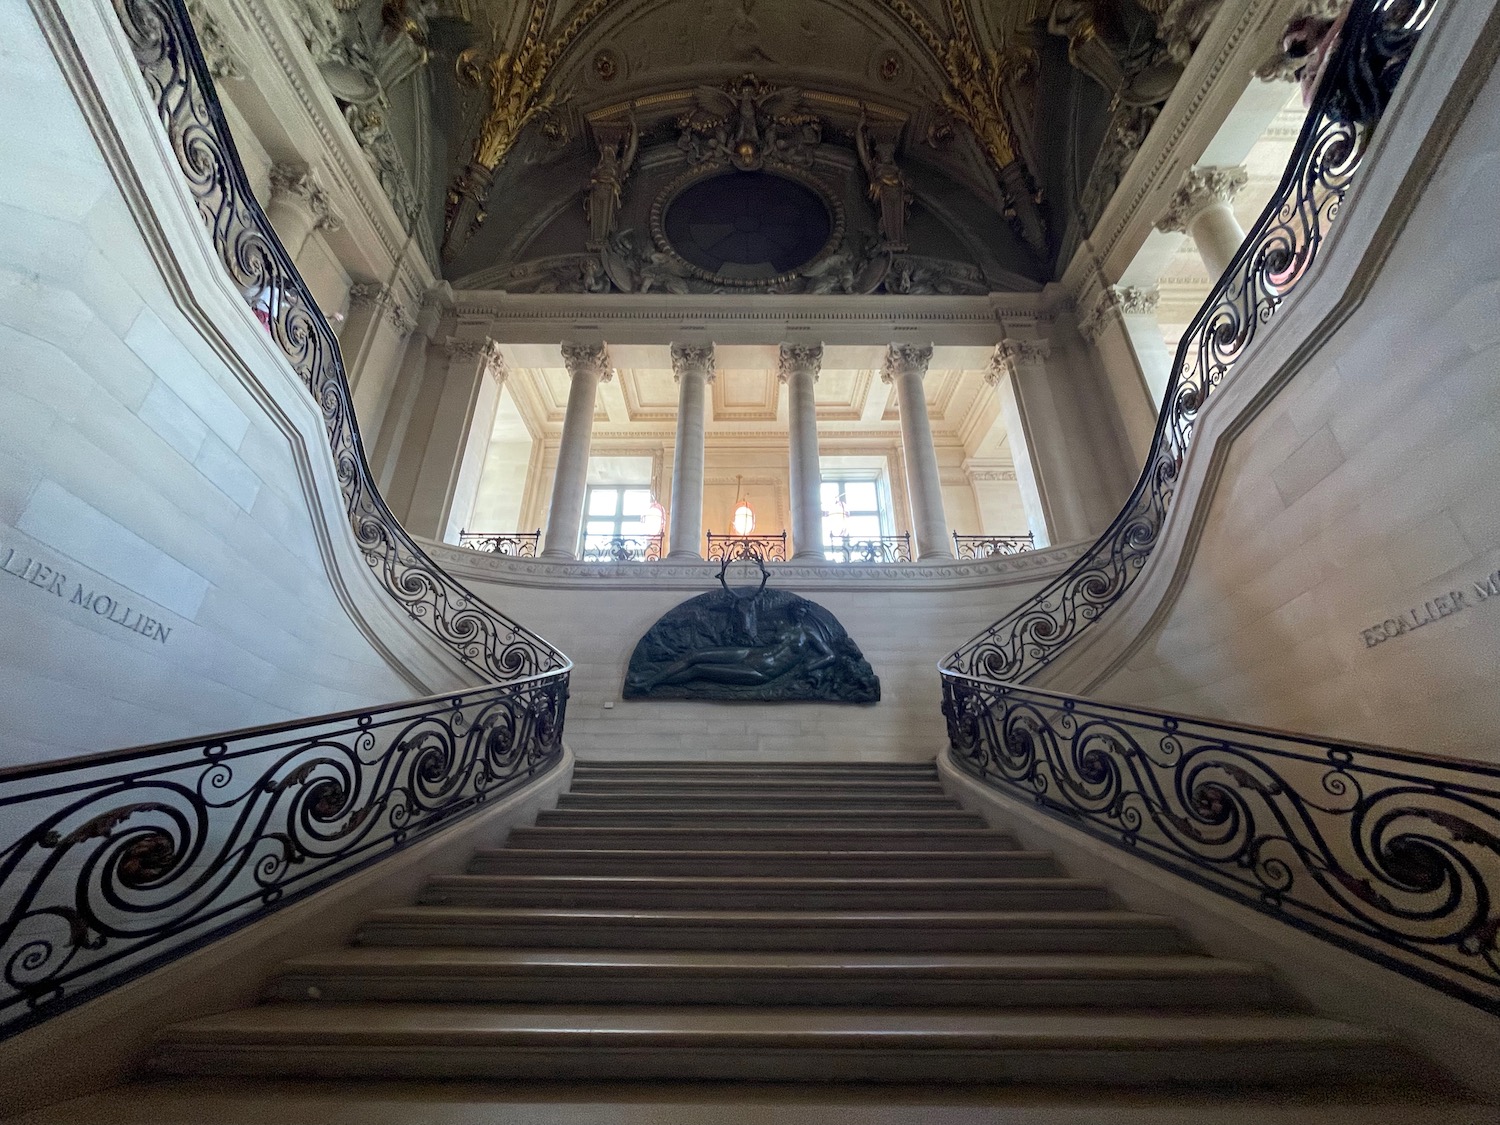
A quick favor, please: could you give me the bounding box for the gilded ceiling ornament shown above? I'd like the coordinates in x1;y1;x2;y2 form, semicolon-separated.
879;51;902;81
593;49;618;82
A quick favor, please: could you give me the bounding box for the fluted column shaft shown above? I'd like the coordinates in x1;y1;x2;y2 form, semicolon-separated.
1156;165;1249;280
780;344;825;561
542;344;611;559
884;344;951;561
667;343;714;559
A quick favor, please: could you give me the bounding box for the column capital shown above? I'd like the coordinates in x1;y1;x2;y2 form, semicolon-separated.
777;343;823;384
268;161;341;234
670;342;716;384
350;282;414;337
444;336;506;381
985;338;1051;385
561;342;614;383
1156;165;1248;233
1080;284;1160;343
881;343;933;384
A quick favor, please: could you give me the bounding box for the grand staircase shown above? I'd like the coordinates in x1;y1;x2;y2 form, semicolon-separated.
131;759;1453;1099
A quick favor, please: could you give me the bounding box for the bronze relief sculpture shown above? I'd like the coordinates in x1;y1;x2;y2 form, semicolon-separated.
623;560;879;703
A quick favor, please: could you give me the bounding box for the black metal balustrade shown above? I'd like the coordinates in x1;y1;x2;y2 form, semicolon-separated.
826;534;912;564
942;678;1500;1013
938;0;1498;1015
952;533;1035;559
111;0;568;685
0;677;568;1038
458;531;541;557
943;0;1432;685
0;0;577;1042
581;534;664;563
706;532;788;563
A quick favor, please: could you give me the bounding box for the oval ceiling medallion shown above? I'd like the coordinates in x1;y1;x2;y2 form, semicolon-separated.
652;168;843;288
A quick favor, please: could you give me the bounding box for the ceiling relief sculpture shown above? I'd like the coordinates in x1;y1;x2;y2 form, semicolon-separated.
341;0;1232;289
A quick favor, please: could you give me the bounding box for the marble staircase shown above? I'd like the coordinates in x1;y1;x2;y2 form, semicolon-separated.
130;760;1450;1096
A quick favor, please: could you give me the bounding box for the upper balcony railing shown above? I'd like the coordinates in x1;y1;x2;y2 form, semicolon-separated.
952;533;1035;560
938;0;1500;1017
706;531;789;563
825;534;912;564
458;530;541;557
581;534;664;563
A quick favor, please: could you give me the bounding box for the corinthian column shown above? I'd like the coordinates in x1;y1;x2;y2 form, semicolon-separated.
779;344;825;561
883;344;952;561
667;343;715;559
265;162;341;264
541;343;612;559
1155;164;1249;279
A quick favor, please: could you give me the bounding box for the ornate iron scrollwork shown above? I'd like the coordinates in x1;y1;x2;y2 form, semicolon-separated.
706;532;789;563
459;531;542;557
826;534;912;564
943;0;1435;685
580;534;664;563
0;676;568;1038
951;533;1034;560
111;0;569;684
941;675;1500;1014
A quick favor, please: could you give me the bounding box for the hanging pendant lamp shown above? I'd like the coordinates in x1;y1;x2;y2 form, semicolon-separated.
731;474;756;535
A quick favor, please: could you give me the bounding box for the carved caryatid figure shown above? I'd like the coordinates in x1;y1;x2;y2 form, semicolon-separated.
585;111;639;250
856;107;911;251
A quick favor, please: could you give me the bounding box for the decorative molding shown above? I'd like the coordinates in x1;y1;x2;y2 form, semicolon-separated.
881;342;934;383
777;343;824;384
184;0;244;80
267;160;340;233
985;338;1050;384
560;341;614;383
1080;284;1162;342
444;337;507;382
349;281;411;335
1156;164;1251;232
669;342;716;384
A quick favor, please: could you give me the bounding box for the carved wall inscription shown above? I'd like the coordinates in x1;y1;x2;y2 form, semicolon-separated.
1360;567;1500;648
1;540;171;645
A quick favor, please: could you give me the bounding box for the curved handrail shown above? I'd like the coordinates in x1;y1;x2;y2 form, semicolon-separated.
112;0;568;683
944;0;1431;683
0;675;568;1039
936;0;1500;1016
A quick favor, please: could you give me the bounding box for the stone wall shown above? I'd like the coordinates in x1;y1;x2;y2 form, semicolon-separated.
1093;45;1500;760
0;2;420;766
434;544;1079;760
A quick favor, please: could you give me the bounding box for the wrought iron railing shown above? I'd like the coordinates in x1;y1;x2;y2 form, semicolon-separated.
943;0;1431;684
952;533;1035;559
942;678;1500;1014
581;534;664;563
0;676;568;1038
937;0;1498;1014
113;0;568;683
706;532;789;563
459;530;541;557
825;534;912;564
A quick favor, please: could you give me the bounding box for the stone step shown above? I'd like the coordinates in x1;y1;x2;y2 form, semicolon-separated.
505;826;1023;852
417;874;1114;912
556;791;962;809
573;761;938;776
356;906;1190;954
149;1004;1422;1087
534;808;990;829
266;948;1279;1009
467;847;1062;878
567;777;950;794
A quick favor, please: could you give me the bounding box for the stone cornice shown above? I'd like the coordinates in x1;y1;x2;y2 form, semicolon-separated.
424;538;1089;592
